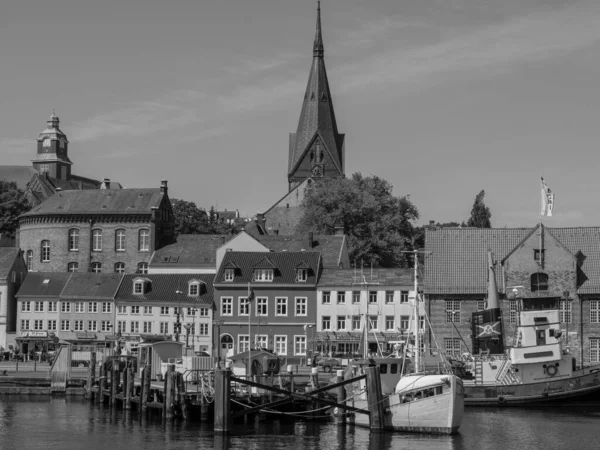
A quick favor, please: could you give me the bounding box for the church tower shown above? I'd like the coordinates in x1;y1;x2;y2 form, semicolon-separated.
32;112;72;181
288;3;345;191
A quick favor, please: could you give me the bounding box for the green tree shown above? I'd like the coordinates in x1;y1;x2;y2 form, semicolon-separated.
0;181;31;240
297;173;419;267
467;190;492;228
171;199;210;235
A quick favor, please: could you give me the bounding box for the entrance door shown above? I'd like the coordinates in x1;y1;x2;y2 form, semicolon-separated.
220;335;233;360
536;330;546;346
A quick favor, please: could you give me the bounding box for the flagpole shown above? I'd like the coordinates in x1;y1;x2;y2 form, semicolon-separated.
248;282;251;379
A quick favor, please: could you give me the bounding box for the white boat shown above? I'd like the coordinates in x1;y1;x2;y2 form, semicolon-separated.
345;251;464;434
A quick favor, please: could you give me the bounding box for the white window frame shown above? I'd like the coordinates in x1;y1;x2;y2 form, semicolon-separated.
61;302;71;313
275;335;287;355
322;316;331;331
591;338;600;363
101;321;111;332
446;300;461;323
369;291;378;303
445;338;461;357
224;269;234;282
160;307;169;315
322;292;331;304
115;229;126;252
75;302;85;313
114;262;125;274
131;306;140;314
294;335;307;356
130;321;139;333
48;319;57;331
337;315;346;331
385;315;395;331
590;300;600;323
21;319;30;331
352;315;360;330
368;315;378;331
33;319;43;330
102;302;112;313
74;320;84;331
238;335;250;353
337;292;345;304
559;300;572;323
88;320;97;332
68;262;79;272
89;302;98;313
256;297;268;316
352;291;360;304
48;301;58;312
92;229;102;251
400;291;409;303
238;297;249;316
61;320;70;331
296;269;308;282
68;229;79;251
253;269;274;282
276;297;287;316
134;281;144;294
139;229;150;251
221;297;233;316
385;291;394;304
189;282;200;296
295;297;307;316
21;301;31;312
41;240;50;262
91;262;102;273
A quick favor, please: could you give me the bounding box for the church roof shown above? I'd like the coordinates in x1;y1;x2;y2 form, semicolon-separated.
288;3;344;176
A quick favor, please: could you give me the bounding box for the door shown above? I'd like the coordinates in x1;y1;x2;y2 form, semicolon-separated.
220;335;233;360
536;330;546;346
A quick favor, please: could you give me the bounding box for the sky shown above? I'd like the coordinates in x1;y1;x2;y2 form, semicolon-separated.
2;0;600;228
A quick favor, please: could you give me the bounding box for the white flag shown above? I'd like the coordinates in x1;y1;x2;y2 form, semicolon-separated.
541;177;554;217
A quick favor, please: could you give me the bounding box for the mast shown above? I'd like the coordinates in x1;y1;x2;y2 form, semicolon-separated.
414;251;420;373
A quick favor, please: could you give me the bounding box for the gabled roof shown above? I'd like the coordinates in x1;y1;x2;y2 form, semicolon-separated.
115;273;214;305
215;251;321;285
0;248;19;280
318;268;413;287
256;233;347;268
17;272;72;298
150;234;235;268
60;273;123;300
424;226;600;294
21;188;164;217
253;257;276;269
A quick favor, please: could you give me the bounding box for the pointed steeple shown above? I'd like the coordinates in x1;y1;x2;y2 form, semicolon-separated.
288;3;345;191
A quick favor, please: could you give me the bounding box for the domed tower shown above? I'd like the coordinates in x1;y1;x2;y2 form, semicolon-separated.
32;111;72;180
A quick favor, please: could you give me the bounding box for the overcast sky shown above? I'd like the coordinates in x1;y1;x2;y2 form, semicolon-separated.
2;0;600;227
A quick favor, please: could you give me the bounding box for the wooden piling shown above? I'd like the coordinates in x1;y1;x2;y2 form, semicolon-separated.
287;365;294;393
125;365;133;410
86;353;96;400
141;366;151;412
365;366;384;430
165;371;175;420
335;370;347;426
98;363;107;404
214;369;231;433
111;362;119;406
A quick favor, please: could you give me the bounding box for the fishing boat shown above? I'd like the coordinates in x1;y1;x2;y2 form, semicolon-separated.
346;251;464;434
458;252;600;405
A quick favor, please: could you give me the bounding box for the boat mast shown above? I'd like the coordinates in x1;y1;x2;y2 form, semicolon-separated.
414;251;420;373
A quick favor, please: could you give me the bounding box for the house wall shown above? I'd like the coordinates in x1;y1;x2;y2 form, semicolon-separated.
215;233;268;270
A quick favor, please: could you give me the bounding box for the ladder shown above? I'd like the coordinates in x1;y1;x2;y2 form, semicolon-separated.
474;359;484;384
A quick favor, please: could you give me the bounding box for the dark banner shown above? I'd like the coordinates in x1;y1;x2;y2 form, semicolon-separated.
471;308;505;355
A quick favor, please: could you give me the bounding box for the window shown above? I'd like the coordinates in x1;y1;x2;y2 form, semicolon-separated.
591;338;600;363
352;316;361;330
591;300;600;323
352;291;360;304
68;229;79;251
101;321;111;332
385;291;394;304
160;307;169;315
445;338;461;358
534;249;545;263
295;298;307;316
221;297;233;316
198;324;209;335
386;316;395;331
509;300;518;323
531;273;549;292
296;269;308;282
137;263;148;274
75;302;85;313
295;336;307;355
68;262;79;272
256;297;268;316
131;306;140;314
115;229;126;251
253;269;273;282
239;335;250;353
400;315;409;331
21;319;30;331
446;300;461;323
74;320;84;331
21;301;31;312
143;322;152;333
276;297;287;316
224;269;234;282
61;320;70;331
117;305;127;314
477;300;486;311
130;321;139;333
559;300;572;323
369;291;378;303
133;280;144;294
144;306;152;315
337;316;346;330
117;321;126;333
92;229;102;251
275;336;287;355
26;250;33;270
114;262;125;273
400;291;409;303
34;301;43;312
138;229;150;251
91;262;102;273
198;308;208;317
102;302;111;313
189;282;200;296
61;302;71;313
322;316;331;330
48;301;58;312
255;335;268;349
41;240;50;262
337;292;345;304
239;297;249;316
322;292;331;304
88;302;98;313
33;320;43;330
88;320;97;332
368;315;378;331
160;322;169;334
48;320;57;331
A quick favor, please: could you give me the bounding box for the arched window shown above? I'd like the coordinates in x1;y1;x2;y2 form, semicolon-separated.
41;240;50;262
137;262;148;274
114;262;125;274
115;229;126;252
92;229;103;251
68;262;79;272
91;262;102;273
68;229;79;251
26;250;33;271
138;229;150;251
531;273;549;292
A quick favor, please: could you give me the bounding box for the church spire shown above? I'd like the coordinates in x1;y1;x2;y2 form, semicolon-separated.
288;3;345;192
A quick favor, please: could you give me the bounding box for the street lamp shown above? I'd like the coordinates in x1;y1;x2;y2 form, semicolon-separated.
184;323;192;349
175;289;183;343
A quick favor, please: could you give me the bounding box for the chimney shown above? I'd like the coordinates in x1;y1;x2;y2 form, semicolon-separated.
220;236;226;245
429;220;436;230
334;226;344;236
308;231;314;249
102;178;111;189
160;179;168;195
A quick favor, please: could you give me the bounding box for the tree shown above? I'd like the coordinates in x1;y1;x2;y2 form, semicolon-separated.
467;190;492;228
0;181;31;240
171;199;210;235
297;173;419;267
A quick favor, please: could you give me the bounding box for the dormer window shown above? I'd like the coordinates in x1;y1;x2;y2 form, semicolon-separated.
133;277;150;295
253;269;274;282
296;269;308;282
224;269;234;282
188;280;204;296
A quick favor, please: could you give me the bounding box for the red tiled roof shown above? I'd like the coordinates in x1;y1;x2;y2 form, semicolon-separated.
150;234;234;267
115;273;214;306
318;268;413;287
17;272;73;297
60;273;124;300
257;234;347;268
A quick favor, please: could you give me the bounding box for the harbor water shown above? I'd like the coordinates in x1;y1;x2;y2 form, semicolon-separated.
0;396;599;450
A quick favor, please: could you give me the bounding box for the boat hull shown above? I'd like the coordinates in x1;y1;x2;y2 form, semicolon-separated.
464;367;600;405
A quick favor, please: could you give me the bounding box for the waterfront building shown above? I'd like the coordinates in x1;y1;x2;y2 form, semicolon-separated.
424;224;600;367
213;251;321;364
18;180;175;274
0;249;27;350
316;268;416;358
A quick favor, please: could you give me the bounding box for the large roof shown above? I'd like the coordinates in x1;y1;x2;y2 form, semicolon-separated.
215;251;321;285
256;234;346;268
17;272;72;298
22;188;163;217
115;273;214;306
318;268;413;287
150;234;235;268
60;273;123;300
0;248;19;280
424;226;600;294
0;166;37;190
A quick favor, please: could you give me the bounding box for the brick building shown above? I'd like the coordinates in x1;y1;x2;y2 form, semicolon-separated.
424;225;600;367
18;180;175;274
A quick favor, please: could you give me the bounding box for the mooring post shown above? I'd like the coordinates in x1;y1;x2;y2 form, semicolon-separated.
98;363;107;404
140;367;148;412
125;364;133;410
365;366;384;431
335;369;347;426
111;362;120;406
287;365;294;393
163;363;175;418
165;369;175;420
310;367;319;389
88;352;96;400
214;369;231;433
